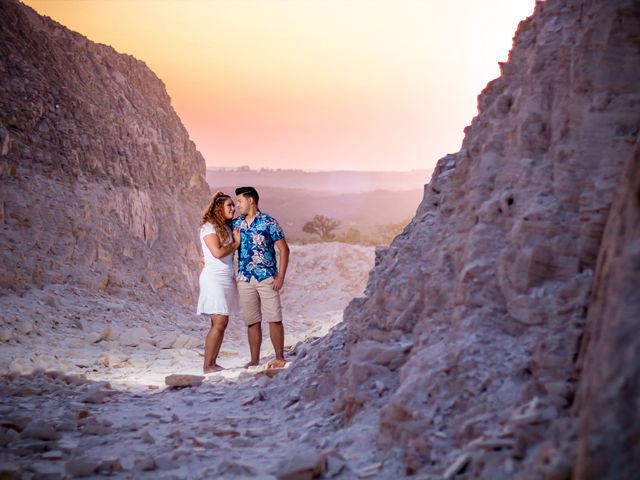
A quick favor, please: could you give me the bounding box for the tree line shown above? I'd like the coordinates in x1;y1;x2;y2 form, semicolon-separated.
298;214;410;246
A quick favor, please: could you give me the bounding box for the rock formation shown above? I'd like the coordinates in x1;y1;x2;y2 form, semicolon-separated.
292;0;640;478
0;0;210;303
1;0;639;478
572;132;640;479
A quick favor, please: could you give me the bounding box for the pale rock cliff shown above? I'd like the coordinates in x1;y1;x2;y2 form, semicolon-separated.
289;0;640;478
572;133;640;480
0;0;210;303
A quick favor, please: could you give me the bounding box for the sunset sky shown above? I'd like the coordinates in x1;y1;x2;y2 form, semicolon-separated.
24;0;535;172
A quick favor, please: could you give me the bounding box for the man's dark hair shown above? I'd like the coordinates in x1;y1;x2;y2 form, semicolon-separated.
235;186;259;205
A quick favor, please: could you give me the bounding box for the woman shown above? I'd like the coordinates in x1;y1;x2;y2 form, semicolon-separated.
197;191;240;373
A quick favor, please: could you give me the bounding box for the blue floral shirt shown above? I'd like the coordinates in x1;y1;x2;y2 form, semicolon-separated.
232;212;285;282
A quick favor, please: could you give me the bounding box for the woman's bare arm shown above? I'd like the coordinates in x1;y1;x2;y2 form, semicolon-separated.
203;230;239;259
198;228;205;271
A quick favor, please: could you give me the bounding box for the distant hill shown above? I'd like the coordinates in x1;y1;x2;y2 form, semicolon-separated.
203;168;430;243
212;185;424;242
206;167;432;194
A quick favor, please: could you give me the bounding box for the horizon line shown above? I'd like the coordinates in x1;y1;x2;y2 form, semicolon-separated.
205;166;433;173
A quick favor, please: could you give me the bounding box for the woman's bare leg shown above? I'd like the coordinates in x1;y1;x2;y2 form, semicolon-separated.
203;314;228;373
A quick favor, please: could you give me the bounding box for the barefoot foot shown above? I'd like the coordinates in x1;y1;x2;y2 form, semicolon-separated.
243;361;259;369
203;364;224;374
265;358;286;369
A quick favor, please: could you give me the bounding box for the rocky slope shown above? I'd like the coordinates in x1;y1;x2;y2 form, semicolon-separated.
0;0;210;304
572;133;640;480
0;242;378;479
288;0;640;478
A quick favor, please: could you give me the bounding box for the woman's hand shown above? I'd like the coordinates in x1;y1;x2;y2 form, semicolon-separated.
232;228;241;245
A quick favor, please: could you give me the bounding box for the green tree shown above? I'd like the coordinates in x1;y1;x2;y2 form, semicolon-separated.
375;218;411;245
341;227;363;243
303;215;341;241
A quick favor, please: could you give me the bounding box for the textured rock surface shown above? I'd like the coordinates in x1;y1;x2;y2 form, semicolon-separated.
572;134;640;479
164;374;205;388
0;0;210;303
290;0;640;478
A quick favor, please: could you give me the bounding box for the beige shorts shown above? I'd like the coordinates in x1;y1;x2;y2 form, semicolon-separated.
237;276;283;326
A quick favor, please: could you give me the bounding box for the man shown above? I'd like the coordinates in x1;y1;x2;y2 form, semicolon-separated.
232;186;290;367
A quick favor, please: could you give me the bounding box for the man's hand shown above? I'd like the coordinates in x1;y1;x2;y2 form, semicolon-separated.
198;255;205;272
272;274;285;291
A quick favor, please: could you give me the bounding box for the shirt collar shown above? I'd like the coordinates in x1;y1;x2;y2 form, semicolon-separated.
240;211;263;227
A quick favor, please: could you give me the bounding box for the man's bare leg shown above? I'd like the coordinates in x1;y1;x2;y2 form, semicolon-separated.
268;321;285;362
203;314;228;373
245;322;262;367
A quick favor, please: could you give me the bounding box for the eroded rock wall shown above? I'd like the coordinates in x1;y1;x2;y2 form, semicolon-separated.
572;134;640;480
295;1;640;478
0;0;210;303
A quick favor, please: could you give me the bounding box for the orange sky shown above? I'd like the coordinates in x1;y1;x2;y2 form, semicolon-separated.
24;0;535;171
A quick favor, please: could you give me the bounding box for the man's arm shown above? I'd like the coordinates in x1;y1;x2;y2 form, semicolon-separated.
273;238;289;291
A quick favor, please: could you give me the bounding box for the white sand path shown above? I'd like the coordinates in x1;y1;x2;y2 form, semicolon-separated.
0;243;406;478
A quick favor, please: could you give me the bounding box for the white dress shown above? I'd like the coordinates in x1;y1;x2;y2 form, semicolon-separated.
196;223;238;316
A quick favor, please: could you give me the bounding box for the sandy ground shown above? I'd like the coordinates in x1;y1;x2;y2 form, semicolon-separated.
0;243;407;479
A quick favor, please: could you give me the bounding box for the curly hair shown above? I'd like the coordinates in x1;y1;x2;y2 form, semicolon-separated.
202;192;232;244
